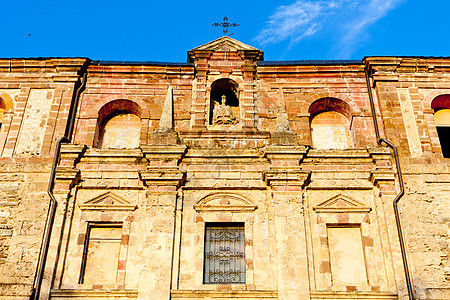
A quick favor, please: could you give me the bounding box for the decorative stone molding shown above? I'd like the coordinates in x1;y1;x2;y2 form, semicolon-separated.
313;194;371;213
263;170;311;188
79;191;136;211
193;193;257;212
139;169;186;188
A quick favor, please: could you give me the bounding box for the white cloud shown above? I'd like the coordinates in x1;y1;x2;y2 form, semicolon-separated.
254;0;404;58
254;1;335;47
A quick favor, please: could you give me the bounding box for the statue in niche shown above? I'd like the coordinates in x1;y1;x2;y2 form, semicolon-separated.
212;95;237;125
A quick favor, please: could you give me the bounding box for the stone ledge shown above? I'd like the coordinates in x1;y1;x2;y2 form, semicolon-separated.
171;290;278;299
50;289;138;299
307;149;371;158
310;291;397;299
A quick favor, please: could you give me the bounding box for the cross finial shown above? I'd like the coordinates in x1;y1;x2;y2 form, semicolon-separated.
212;16;240;36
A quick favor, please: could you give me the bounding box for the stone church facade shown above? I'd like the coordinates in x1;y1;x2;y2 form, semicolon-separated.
0;37;448;300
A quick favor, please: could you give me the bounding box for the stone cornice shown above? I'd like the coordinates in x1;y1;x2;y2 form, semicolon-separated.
0;58;88;75
365;56;450;79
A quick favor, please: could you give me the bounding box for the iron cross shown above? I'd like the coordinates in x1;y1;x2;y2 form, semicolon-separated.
212;16;240;36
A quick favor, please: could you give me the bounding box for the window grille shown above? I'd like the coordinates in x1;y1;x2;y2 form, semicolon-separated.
203;223;245;284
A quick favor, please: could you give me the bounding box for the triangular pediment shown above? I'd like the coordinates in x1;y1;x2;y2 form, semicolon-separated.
313;194;371;213
194;193;257;212
79;192;136;211
191;36;260;52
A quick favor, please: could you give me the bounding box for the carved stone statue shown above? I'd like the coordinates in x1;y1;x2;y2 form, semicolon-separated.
212;95;237;125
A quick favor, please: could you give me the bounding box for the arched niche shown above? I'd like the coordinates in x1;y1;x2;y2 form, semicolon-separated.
309;98;352;149
431;94;450;158
0;93;14;127
209;78;239;125
95;100;142;149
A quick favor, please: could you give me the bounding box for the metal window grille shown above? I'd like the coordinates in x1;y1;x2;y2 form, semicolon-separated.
203;223;245;284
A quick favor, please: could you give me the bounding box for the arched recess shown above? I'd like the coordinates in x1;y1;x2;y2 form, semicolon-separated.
309;98;352;149
0;93;14;127
431;94;450;158
209;78;239;125
95;100;142;149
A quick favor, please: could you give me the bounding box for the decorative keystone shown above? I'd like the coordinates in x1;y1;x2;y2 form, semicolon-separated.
263;170;311;188
139;169;187;188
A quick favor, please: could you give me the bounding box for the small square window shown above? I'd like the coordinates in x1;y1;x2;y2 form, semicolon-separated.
203;223;245;284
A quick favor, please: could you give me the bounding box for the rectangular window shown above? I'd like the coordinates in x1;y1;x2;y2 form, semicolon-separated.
327;226;367;286
80;224;122;284
203;223;245;284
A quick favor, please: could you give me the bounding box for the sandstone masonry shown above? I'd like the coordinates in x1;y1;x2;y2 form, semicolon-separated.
0;37;448;300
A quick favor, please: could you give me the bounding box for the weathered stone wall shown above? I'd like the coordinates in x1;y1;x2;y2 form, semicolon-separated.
0;42;449;300
0;58;87;298
367;57;450;299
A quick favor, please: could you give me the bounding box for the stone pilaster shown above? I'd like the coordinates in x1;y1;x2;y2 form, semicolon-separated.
263;169;311;299
370;169;411;298
137;168;185;299
41;166;81;299
189;52;212;130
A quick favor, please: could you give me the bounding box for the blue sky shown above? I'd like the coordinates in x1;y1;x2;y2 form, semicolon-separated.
2;0;449;62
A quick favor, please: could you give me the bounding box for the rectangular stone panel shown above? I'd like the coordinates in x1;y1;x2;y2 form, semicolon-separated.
15;89;54;156
82;225;122;285
327;226;367;286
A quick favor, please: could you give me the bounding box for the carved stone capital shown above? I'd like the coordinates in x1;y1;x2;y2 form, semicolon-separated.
263;170;311;188
264;145;308;165
59;143;87;167
54;167;81;190
139;169;186;188
370;170;396;188
140;144;187;165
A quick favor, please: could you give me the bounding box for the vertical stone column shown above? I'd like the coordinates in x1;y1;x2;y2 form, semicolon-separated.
263;166;311;299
